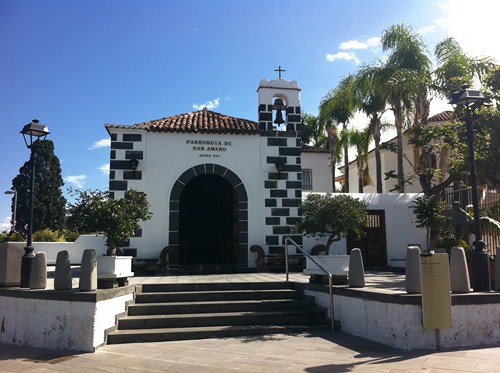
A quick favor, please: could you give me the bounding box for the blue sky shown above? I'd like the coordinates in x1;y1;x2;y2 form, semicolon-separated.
1;0;499;231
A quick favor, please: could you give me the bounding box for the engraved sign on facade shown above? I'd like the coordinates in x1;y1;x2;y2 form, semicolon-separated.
187;139;232;157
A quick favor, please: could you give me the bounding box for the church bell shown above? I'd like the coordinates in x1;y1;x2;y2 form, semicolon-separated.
273;98;286;125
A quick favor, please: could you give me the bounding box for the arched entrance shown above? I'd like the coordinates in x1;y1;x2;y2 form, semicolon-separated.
179;174;235;265
168;164;248;268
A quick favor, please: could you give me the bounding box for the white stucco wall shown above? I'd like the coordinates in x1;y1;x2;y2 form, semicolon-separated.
113;128;267;263
32;235;108;264
0;291;133;352
305;289;500;350
301;152;334;193
302;193;427;267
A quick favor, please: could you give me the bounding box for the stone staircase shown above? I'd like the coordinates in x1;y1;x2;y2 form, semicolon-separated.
106;282;329;344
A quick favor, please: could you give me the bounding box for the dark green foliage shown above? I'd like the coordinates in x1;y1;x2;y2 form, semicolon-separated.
296;194;368;254
67;189;152;255
11;140;66;234
409;195;450;250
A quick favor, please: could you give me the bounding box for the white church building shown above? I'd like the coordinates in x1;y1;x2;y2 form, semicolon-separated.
105;77;330;269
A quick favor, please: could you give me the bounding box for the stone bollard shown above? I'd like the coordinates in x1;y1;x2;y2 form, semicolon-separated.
496;247;500;292
450;246;471;293
29;251;47;289
348;248;365;287
79;249;97;291
405;246;421;294
54;250;72;290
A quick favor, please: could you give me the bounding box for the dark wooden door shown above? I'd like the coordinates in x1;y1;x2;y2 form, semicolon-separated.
347;210;387;268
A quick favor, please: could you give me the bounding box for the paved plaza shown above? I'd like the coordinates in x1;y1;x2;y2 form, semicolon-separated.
2;330;500;372
2;272;500;372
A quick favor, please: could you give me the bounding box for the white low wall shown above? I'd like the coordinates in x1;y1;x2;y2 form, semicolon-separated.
0;288;134;352
29;235;108;265
304;288;500;350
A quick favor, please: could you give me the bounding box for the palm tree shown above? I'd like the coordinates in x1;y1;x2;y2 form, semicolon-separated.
381;24;432;192
355;63;388;192
433;36;495;99
320;75;358;192
350;126;372;192
301;113;327;148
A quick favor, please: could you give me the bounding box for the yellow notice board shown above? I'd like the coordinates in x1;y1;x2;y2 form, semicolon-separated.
420;253;452;330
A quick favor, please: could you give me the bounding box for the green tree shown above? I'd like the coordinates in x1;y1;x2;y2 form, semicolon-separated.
12;140;66;234
432;38;499;190
350;126;372;192
67;189;152;256
354;63;389;192
381;24;432;192
433;37;494;99
296;194;368;254
301;113;327;148
409;195;449;250
320;75;358;192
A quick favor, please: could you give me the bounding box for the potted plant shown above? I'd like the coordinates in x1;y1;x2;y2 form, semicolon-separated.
67;189;152;279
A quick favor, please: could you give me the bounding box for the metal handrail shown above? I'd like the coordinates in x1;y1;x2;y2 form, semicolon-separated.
284;236;335;332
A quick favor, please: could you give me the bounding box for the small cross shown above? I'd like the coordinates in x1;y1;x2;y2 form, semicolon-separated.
274;65;286;79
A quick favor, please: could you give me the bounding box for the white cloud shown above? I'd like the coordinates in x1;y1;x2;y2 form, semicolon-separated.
89;138;111;150
417;24;437;35
436;0;500;61
98;164;110;175
64;175;87;188
0;216;11;232
326;52;361;64
193;98;220;110
340;37;380;50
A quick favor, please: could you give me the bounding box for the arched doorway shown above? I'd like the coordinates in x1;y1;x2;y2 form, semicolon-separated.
168;164;248;268
179;174;235;265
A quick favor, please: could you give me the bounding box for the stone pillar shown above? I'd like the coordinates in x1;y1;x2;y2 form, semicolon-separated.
54;250;72;290
29;251;47;290
405;246;421;294
450;246;471;293
348;248;365;288
79;249;97;291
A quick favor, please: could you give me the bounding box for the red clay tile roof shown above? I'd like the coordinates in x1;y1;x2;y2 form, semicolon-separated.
133;108;258;135
301;145;329;153
428;111;455;122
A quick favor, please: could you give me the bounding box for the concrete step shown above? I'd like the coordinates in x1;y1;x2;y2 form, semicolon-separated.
135;289;300;303
127;299;310;316
140;281;293;293
106;281;329;345
118;309;325;329
107;324;331;344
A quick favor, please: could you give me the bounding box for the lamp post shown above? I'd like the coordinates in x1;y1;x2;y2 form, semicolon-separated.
4;190;17;230
449;85;490;292
19;119;50;288
129;158;139;179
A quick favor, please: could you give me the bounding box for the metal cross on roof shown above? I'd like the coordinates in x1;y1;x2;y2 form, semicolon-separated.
274;66;286;79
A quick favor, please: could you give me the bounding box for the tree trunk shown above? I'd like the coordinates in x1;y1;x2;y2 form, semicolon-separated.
372;116;383;193
394;104;405;192
344;145;350;193
328;127;337;192
106;241;117;256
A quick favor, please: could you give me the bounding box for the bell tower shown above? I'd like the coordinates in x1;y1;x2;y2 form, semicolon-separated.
257;68;303;258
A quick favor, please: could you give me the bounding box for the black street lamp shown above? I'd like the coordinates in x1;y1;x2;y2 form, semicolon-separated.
19;119;50;288
449;85;490;292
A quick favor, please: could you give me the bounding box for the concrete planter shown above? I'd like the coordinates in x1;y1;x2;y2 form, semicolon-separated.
303;255;350;276
96;256;134;279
